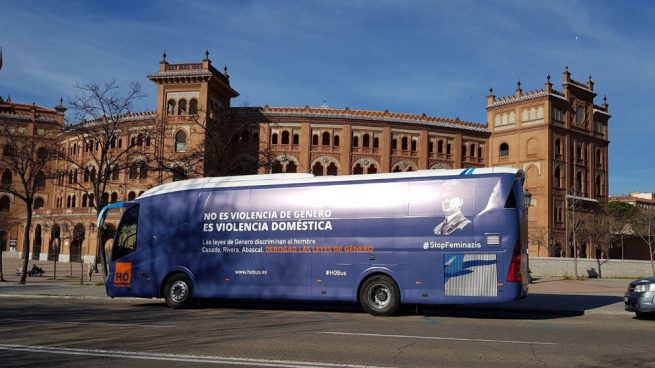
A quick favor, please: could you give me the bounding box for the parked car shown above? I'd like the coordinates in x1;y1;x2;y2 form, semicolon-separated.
625;276;655;318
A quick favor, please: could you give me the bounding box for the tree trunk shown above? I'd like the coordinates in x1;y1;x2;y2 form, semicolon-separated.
0;249;4;282
19;211;32;285
98;235;108;281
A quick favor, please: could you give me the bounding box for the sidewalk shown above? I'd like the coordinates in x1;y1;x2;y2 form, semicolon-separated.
0;257;632;316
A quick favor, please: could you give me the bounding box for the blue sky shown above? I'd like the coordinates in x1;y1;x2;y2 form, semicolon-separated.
1;0;654;195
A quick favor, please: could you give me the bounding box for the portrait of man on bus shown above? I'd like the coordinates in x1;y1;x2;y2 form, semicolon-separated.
433;180;471;236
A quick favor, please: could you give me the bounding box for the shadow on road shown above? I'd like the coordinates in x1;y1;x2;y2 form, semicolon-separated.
131;293;625;320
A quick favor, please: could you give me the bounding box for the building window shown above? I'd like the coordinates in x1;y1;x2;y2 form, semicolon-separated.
271;133;278;145
139;161;148;179
392;138;397;150
129;163;138;179
128;191;136;201
353;136;359;148
313;134;319;146
312;162;324;176
0;196;10;212
35;171;46;189
411;139;417;152
175;131;187;152
189;99;198;115
111;192;118;203
1;169;11;186
33;197;45;210
167;99;176;115
326;163;338;176
554;166;562;188
172;166;186;182
333;135;339;147
499;143;509;158
178;99;187;115
281;131;290;145
322;132;330;146
363;134;370;148
293;133;300;145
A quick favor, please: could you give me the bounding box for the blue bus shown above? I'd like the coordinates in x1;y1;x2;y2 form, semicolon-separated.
98;167;529;316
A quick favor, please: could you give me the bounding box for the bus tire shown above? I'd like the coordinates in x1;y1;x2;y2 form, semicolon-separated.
163;273;194;309
359;275;400;316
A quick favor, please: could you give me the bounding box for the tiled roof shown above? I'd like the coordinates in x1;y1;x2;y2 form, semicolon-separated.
488;89;567;108
233;106;489;133
68;111;156;128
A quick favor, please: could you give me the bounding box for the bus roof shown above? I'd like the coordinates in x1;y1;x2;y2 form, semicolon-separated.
139;167;520;199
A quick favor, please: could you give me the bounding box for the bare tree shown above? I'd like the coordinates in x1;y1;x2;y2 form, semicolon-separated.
56;80;148;280
0;123;57;284
633;208;655;274
528;226;549;257
150;107;277;182
582;213;610;278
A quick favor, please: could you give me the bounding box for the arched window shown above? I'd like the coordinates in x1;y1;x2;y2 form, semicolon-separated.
189;99;198;115
137;134;144;147
66;195;71;208
3;144;15;157
111;165;120;180
411;139;417;152
129;162;138;179
90;167;96;182
1;169;11;186
281;131;290;145
367;164;377;174
322;132;330;146
596;149;602;166
327;163;338;176
499;143;510;157
242;131;250;143
128;191;136;201
178;99;187;115
286;161;297;173
373;137;379;149
271;133;278;145
175;131;187;152
37;147;48;161
101;192;109;207
469;143;476;157
353;163;364;175
139;161;148;179
554;166;562;188
173;166;186;182
167;99;176;115
0;196;10;212
89;194;94;208
438;140;444;154
312;134;319;146
312;162;324;176
333;135;340;147
111;192;118;203
555;138;561;155
401;137;408;151
81;194;88;208
362;134;370;148
596;175;602;195
272;161;283;174
293;133;299;145
352;136;359;148
392;138;397;150
576;171;583;193
71;195;76;208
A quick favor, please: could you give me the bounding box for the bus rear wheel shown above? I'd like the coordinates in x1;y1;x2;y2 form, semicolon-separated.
359;275;400;316
164;273;194;309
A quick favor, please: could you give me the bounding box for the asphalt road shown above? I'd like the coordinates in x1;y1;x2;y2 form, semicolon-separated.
0;297;653;368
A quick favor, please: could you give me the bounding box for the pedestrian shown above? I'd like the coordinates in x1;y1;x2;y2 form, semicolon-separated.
87;262;94;282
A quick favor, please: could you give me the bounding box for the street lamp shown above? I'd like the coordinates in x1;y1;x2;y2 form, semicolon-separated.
523;190;532;212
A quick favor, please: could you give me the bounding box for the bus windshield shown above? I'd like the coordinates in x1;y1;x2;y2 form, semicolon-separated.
112;204;139;261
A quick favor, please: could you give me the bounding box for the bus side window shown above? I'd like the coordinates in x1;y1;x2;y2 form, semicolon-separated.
504;188;517;209
113;205;139;260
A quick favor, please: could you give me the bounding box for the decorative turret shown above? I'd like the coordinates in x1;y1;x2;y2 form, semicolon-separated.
515;80;522;97
486;87;495;106
545;73;552;93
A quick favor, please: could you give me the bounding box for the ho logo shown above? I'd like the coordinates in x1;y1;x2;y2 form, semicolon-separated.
114;262;132;288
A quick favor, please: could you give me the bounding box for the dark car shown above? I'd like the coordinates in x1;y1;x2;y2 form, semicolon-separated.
625;276;655;318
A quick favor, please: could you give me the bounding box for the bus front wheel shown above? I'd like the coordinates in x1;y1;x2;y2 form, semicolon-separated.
164;273;194;309
359;275;400;316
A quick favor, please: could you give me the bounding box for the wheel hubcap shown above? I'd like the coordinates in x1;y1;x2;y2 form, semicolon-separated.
369;284;391;309
170;280;188;303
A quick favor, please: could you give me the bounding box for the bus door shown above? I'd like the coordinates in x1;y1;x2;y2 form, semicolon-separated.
107;204;140;297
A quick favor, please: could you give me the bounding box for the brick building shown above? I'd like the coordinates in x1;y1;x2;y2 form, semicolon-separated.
0;52;611;263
